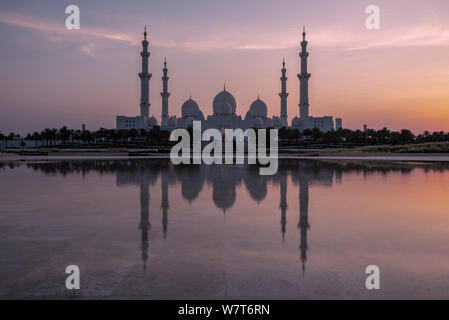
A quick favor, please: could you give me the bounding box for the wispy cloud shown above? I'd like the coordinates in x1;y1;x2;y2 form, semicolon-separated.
346;26;449;51
80;43;96;57
0;11;139;46
1;10;449;54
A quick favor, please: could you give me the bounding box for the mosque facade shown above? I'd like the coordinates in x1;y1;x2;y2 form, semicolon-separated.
116;28;342;133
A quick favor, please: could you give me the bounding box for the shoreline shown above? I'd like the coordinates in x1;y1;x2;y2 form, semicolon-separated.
1;152;449;163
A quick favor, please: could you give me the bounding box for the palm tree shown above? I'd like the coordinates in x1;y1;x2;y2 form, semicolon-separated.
6;132;16;148
42;128;55;146
58;126;71;144
0;132;4;151
32;132;40;147
50;128;57;145
72;129;81;144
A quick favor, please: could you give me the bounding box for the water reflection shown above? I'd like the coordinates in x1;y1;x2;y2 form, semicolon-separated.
3;159;449;298
6;158;447;276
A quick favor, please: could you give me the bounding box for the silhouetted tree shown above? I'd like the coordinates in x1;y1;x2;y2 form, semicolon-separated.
310;128;323;140
0;132;5;150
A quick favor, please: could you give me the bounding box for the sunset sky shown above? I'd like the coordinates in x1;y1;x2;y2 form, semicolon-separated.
0;0;448;135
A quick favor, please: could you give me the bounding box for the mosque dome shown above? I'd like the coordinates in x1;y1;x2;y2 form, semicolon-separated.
182;98;200;116
149;116;158;126
177;117;184;128
216;101;232;115
249;98;268;117
213;88;236;114
292;116;300;127
273;117;282;128
264;117;273;128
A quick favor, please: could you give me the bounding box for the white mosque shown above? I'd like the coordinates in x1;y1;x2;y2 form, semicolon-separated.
116;27;342;132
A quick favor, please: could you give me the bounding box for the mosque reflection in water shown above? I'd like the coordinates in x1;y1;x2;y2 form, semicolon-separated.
125;161;318;273
23;159;422;274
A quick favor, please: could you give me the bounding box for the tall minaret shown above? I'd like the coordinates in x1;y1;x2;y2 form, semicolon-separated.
139;27;152;118
279;58;289;127
160;58;170;128
298;26;310;119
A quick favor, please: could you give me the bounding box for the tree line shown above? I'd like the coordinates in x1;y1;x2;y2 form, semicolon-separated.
1;126;448;148
0;126;171;147
276;127;449;145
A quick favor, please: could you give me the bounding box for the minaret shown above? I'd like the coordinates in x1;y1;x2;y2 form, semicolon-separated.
298;26;310;119
279;58;289;127
139;27;152;118
160;58;170;128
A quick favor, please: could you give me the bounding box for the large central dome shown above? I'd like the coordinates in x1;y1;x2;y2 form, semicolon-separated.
213;88;236;115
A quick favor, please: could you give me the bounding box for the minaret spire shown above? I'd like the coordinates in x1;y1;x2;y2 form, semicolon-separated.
139;26;152;118
279;58;289;127
160;58;170;128
298;26;310;119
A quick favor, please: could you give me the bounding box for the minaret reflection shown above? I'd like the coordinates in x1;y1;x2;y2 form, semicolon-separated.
279;172;288;244
161;170;169;240
115;160;162;271
24;159;433;275
298;178;309;275
139;179;150;270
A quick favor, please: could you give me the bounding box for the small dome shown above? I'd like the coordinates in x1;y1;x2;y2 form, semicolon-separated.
273;117;282;127
168;116;177;128
253;117;264;128
249;98;267;117
149;116;158;126
182;98;200;116
213;89;236;114
292;116;300;127
264;118;273;127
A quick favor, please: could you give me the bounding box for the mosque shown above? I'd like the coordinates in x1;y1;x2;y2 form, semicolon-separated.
116;27;342;133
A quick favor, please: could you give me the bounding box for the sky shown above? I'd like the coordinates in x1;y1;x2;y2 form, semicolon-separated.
0;0;448;135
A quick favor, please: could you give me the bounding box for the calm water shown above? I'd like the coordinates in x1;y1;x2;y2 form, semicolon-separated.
1;159;449;299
